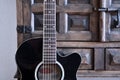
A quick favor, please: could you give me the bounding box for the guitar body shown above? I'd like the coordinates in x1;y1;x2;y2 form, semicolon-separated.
16;38;81;80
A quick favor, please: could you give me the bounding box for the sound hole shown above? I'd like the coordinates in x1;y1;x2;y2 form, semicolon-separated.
37;64;62;80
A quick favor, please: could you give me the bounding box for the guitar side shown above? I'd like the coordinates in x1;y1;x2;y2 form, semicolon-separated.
15;38;81;80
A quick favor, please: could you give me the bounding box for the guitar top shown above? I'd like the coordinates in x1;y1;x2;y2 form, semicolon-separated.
16;38;81;80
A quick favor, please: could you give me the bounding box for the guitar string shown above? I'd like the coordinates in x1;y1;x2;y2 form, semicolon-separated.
44;0;56;80
43;0;44;79
43;0;46;79
47;1;50;79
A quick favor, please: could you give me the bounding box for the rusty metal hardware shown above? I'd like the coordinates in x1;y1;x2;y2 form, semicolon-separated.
17;25;32;33
94;7;120;28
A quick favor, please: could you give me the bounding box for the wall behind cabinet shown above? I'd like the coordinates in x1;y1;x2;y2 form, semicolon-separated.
0;0;17;80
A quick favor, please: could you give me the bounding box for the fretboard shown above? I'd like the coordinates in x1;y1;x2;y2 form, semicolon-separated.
43;0;56;64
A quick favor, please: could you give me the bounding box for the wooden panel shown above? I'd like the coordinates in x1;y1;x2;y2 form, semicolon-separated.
99;0;111;41
34;0;59;4
112;4;120;8
17;0;32;44
94;48;105;70
57;42;120;48
108;10;120;41
112;0;120;4
77;71;120;77
109;32;120;41
68;0;90;4
68;14;89;31
22;0;32;40
34;13;43;30
58;0;67;34
34;0;43;3
16;0;24;46
23;0;31;25
57;31;92;41
31;3;93;13
64;4;92;13
89;13;99;41
89;0;99;41
32;31;92;41
106;49;120;70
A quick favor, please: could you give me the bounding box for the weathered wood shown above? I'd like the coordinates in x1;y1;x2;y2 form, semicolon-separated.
22;0;32;40
16;0;24;46
68;0;90;4
57;31;92;41
112;0;120;4
23;0;31;26
109;31;120;41
94;48;105;70
32;3;92;13
58;0;67;34
77;70;120;77
58;13;67;33
99;0;107;41
32;31;92;41
90;0;99;41
112;4;120;8
106;49;120;70
64;4;92;13
16;0;120;78
57;42;120;48
31;3;43;13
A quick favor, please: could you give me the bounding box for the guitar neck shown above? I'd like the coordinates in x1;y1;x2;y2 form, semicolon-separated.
43;0;57;63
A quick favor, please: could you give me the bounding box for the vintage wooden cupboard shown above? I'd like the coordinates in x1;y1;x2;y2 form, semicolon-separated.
15;0;120;79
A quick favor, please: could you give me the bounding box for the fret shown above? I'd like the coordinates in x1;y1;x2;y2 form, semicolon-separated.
44;61;56;64
43;53;56;55
43;44;56;48
43;51;56;53
43;48;56;51
44;1;56;3
43;25;55;27
44;39;56;42
44;29;56;31
44;26;56;28
44;5;55;10
44;58;56;61
44;21;55;24
44;34;56;36
44;15;55;19
43;52;56;54
44;43;56;45
44;0;56;3
43;56;56;58
44;33;56;35
43;47;56;49
44;20;55;23
43;24;55;26
44;31;56;33
44;36;56;42
44;19;55;21
43;0;56;62
44;14;55;17
44;38;56;40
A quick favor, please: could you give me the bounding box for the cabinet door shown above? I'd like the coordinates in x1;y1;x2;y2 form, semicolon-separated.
16;0;120;79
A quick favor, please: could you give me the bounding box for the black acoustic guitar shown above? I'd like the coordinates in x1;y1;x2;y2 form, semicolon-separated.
15;0;81;80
